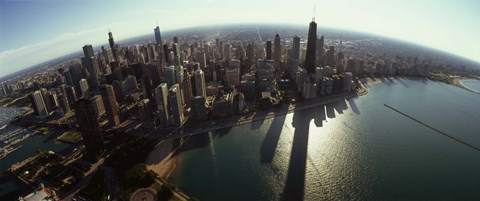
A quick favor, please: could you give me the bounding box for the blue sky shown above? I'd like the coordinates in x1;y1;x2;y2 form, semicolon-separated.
1;0;479;77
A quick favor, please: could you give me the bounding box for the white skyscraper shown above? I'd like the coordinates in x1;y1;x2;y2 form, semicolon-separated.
32;90;48;117
169;84;184;126
79;78;89;98
155;83;170;127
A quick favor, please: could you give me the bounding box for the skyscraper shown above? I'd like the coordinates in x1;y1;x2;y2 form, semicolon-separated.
305;20;317;73
79;78;89;98
40;88;53;114
90;95;105;119
31;90;48;117
108;32;119;62
289;36;301;77
59;84;71;113
266;41;272;60
73;98;105;160
169;84;184;126
154;26;162;45
164;66;177;88
194;69;206;97
82;44;100;90
316;35;325;67
325;46;335;67
246;43;255;72
274;34;281;71
100;84;120;127
155;83;170;127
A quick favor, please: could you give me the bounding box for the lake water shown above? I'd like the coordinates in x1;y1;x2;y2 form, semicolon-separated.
168;77;480;200
460;79;480;93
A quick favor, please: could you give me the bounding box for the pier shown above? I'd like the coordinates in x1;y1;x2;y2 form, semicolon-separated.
384;104;480;152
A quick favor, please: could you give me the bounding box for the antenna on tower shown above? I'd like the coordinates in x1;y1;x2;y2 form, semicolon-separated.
108;28;111;33
156;19;159;27
312;5;316;22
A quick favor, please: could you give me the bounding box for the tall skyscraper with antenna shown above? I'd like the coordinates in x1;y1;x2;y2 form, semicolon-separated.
108;31;119;62
304;8;317;74
154;26;162;45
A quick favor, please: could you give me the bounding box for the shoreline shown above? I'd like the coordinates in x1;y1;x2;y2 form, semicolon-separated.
146;81;370;180
453;78;480;94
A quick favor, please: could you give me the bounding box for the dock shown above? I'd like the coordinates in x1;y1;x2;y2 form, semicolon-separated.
384;104;480;152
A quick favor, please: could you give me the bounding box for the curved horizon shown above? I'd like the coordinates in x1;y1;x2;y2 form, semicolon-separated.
1;0;479;78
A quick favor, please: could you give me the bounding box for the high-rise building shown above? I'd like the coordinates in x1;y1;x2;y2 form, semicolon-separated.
90;95;105;119
154;26;162;45
246;43;255;72
82;44;95;60
194;69;206;97
59;85;71;113
31;90;48;117
79;78;90;98
224;43;231;61
147;62;162;88
169;84;184;126
325;46;335;68
73;98;105;160
164;66;177;88
265;41;272;60
138;99;153;123
155;83;170;127
226;60;241;86
108;32;119;62
316;35;325;66
289;36;301;77
190;96;207;120
40;88;53;114
305;20;317;73
197;52;207;69
274;34;281;71
100;84;120;127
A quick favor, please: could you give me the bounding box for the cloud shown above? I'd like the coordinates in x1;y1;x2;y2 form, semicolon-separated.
0;21;127;77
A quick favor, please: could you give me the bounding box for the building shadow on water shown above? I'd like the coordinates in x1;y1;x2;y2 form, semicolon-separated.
282;107;311;201
333;99;348;114
326;103;336;119
281;97;362;200
347;98;361;115
251;111;267;130
260;106;288;164
171;132;213;157
313;105;326;127
396;76;411;88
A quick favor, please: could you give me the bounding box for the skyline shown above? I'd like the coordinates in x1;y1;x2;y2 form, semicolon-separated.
1;0;480;77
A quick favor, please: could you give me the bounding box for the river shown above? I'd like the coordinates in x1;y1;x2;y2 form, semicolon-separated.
167;77;480;200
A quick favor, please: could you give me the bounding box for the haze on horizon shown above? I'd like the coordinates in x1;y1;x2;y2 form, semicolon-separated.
0;0;479;77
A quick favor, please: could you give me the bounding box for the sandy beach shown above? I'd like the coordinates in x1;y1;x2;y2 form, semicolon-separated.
145;138;181;179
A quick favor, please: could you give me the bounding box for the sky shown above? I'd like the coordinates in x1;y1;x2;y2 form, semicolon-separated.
0;0;479;77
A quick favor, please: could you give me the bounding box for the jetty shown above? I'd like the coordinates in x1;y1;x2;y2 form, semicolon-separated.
384;104;480;152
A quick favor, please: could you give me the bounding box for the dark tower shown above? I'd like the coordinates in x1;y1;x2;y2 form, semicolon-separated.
305;20;317;74
274;34;281;71
316;35;325;66
108;31;119;62
73;98;105;160
266;41;272;60
154;26;162;45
